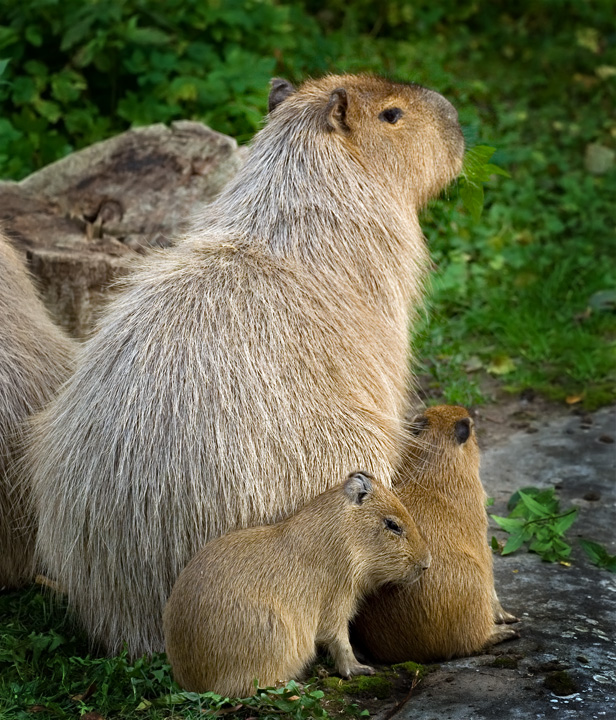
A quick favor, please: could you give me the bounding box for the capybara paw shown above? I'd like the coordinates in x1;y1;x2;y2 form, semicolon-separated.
495;608;520;624
487;625;520;646
343;663;375;678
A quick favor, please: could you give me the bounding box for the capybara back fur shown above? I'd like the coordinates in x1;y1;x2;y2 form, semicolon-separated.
352;405;518;662
0;232;75;588
27;74;464;656
163;472;431;696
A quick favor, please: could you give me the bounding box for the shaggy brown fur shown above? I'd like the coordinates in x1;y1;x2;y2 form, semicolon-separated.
27;74;464;656
0;232;75;588
352;405;519;663
163;472;431;696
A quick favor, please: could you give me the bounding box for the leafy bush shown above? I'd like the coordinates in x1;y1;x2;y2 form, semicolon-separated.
0;0;332;178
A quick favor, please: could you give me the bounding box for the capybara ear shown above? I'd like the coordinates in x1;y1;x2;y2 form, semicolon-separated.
325;87;350;134
410;414;429;436
454;417;472;445
344;471;374;505
268;78;296;113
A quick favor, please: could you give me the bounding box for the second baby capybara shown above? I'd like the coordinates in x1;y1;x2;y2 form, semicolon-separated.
353;405;519;662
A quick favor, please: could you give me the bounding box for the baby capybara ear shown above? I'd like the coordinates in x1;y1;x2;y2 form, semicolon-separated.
454;417;472;445
344;471;374;505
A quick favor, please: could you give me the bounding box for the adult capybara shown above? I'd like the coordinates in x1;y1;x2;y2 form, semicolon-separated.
0;232;75;588
352;405;519;662
27;74;464;656
163;472;431;696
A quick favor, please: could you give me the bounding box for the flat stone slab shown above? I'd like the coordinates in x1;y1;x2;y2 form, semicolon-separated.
375;405;616;720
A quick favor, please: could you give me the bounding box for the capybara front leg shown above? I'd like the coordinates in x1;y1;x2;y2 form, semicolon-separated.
329;635;375;679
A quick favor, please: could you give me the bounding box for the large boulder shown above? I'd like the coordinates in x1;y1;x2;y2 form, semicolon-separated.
0;121;245;337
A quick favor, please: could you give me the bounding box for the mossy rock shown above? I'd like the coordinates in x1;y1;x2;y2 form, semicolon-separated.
321;674;394;700
391;661;431;679
544;670;579;696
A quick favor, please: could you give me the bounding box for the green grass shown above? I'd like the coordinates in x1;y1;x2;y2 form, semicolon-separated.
0;586;369;719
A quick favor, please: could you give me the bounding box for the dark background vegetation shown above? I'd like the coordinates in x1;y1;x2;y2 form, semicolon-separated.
1;0;615;408
0;1;614;717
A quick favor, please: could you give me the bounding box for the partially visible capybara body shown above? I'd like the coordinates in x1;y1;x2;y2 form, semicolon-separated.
163;472;431;696
0;233;75;588
353;405;518;662
27;74;464;656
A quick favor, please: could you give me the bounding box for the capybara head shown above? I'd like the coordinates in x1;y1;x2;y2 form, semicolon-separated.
408;405;480;482
341;471;431;588
268;74;464;210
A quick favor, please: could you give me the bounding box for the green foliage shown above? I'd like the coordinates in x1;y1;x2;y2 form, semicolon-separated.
491;487;615;572
579;539;616;573
0;0;332;178
459;146;510;222
1;0;614;406
491;487;578;562
0;586;362;719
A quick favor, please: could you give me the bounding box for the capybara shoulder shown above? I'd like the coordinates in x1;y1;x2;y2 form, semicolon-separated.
353;405;518;662
163;472;430;696
28;74;463;656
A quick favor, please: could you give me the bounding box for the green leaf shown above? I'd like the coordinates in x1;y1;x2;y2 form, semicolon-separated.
459;144;509;221
529;539;552;554
517;490;552;518
124;26;172;46
579;539;605;564
459;178;484;222
484;163;511;178
34;99;61;123
51;70;87;104
553;509;579;535
11;76;38;104
25;25;43;47
60;16;95;52
464;145;498;167
490;514;525;533
579;539;616;572
502;532;525;555
507;486;542;511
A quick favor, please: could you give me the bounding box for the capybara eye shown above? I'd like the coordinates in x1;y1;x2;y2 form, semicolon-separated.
379;107;403;124
384;518;403;535
455;418;471;444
